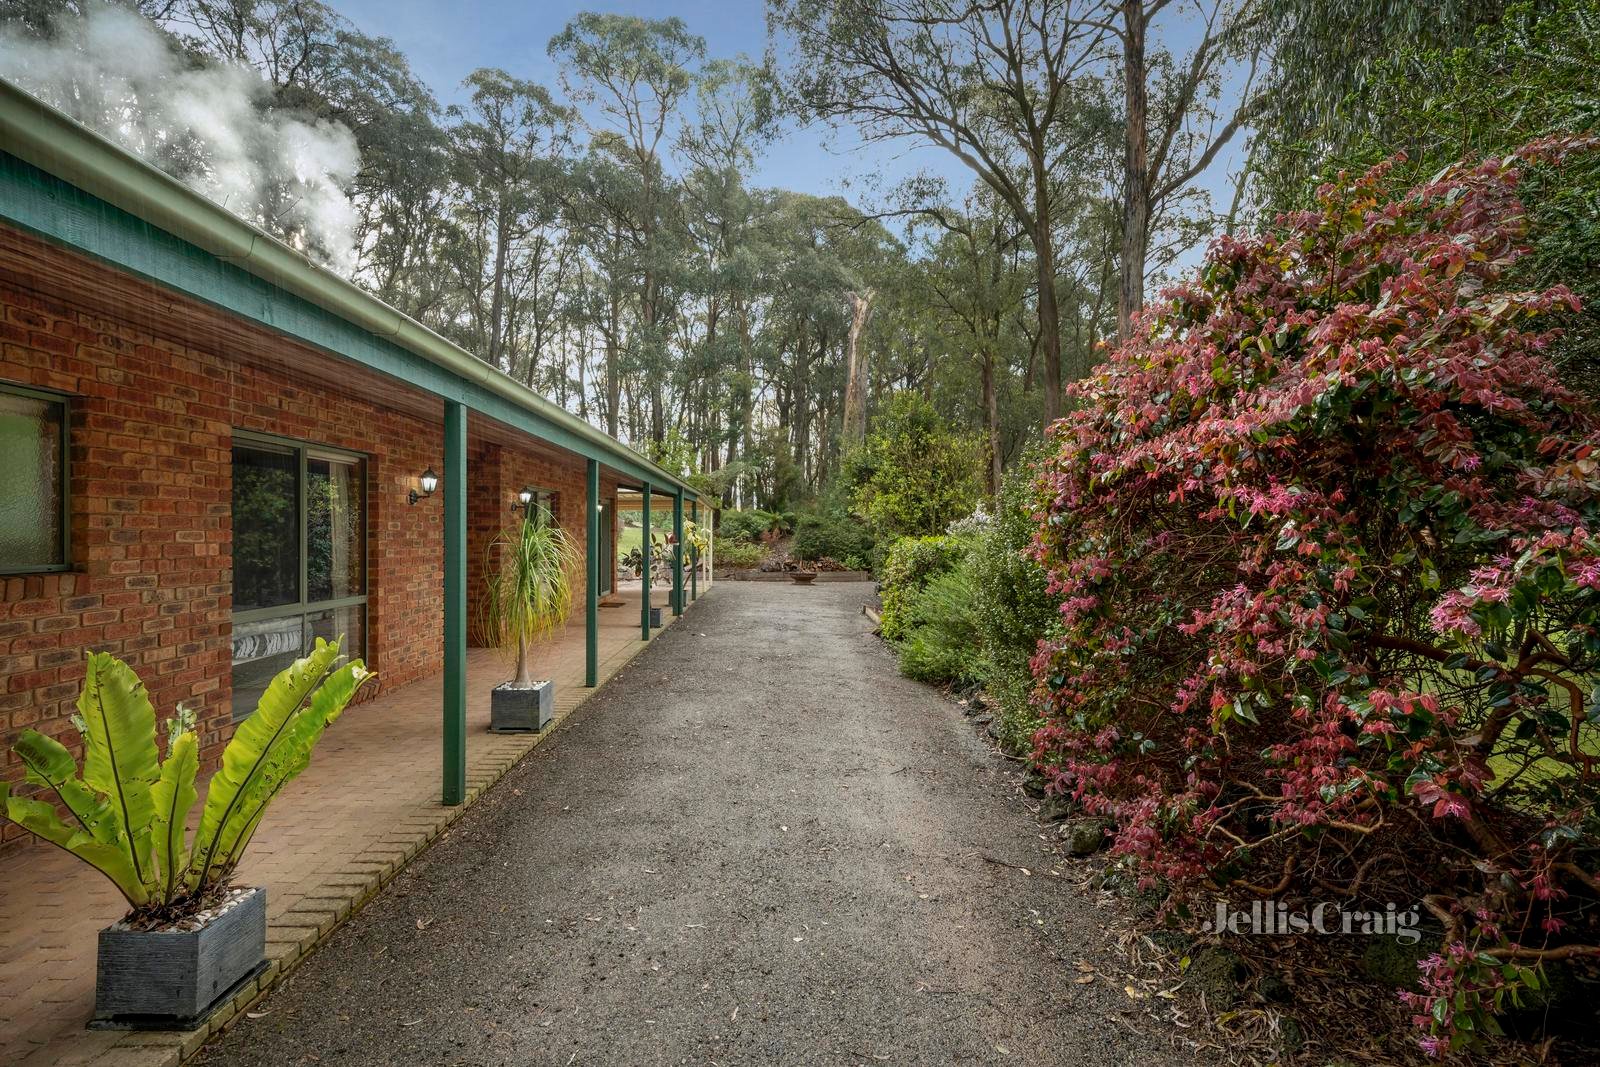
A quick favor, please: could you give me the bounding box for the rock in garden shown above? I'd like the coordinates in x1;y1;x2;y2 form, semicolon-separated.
1038;795;1077;823
1059;818;1111;856
1185;945;1249;1012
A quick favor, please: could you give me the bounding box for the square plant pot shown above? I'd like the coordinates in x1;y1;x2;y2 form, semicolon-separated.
649;606;664;628
92;886;267;1030
490;679;554;733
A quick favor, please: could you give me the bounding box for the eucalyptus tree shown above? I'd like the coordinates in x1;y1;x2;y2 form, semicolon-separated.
551;12;706;448
756;191;849;488
770;0;1109;424
153;0;453;313
563;151;640;438
677;57;777;478
907;192;1030;494
1098;0;1266;338
745;191;906;490
1247;0;1508;212
442;69;574;373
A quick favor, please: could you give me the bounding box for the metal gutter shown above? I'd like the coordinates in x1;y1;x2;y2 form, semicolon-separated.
0;79;711;508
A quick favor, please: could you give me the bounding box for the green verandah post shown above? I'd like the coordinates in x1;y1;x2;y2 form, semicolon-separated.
690;500;699;601
672;491;684;616
442;399;467;806
640;483;652;640
586;458;599;687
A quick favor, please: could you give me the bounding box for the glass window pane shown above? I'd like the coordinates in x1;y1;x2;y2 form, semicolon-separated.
0;389;64;569
230;615;305;721
232;443;299;611
307;454;364;602
306;604;365;662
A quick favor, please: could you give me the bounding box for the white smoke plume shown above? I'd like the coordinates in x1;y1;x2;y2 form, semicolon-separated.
0;7;361;271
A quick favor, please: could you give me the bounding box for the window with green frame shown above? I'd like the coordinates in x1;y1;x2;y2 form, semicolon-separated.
0;382;69;574
230;432;367;720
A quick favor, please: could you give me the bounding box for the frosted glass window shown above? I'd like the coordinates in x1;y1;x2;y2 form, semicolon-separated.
0;386;66;572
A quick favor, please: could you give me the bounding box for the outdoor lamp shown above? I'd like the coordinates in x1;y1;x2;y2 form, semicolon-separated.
511;485;536;515
409;467;439;505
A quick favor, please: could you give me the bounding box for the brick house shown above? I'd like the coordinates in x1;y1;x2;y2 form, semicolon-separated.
0;80;712;854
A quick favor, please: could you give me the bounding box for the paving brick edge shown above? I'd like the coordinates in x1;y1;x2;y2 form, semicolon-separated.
86;599;701;1067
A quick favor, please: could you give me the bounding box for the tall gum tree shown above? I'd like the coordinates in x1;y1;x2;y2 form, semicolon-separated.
445;69;574;371
677;57;777;483
771;0;1108;425
907;192;1028;495
1097;0;1265;338
551;12;705;449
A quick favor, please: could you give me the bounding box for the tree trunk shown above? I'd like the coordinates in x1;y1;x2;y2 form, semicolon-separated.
1118;0;1150;342
514;630;531;687
604;324;620;438
982;347;1001;496
487;203;510;369
841;289;874;445
739;297;754;463
796;338;813;489
1033;216;1063;425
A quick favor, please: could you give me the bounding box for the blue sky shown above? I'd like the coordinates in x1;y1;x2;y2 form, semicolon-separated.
331;0;1247;258
332;0;971;203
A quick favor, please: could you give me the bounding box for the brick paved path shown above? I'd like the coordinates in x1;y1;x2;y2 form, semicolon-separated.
0;587;678;1067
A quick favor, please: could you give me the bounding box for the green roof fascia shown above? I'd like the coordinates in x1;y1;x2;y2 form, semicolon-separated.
0;79;710;507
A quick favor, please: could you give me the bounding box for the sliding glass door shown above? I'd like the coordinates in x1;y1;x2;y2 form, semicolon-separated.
231;432;367;719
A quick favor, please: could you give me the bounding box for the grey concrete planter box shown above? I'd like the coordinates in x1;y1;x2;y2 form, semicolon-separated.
490;679;553;732
92;886;266;1030
649;606;663;628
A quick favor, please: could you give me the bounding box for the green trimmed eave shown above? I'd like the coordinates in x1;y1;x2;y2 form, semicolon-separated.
0;79;714;509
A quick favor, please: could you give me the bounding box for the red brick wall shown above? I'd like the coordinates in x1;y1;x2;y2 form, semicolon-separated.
0;249;608;853
1;284;234;855
466;440;620;646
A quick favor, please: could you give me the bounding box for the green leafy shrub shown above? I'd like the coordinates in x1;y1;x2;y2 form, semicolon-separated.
896;563;986;687
714;540;765;569
719;508;783;543
971;455;1059;753
878;534;970;641
847;393;982;545
791;508;875;563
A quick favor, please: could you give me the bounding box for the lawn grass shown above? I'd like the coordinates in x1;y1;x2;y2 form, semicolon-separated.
618;524;644;558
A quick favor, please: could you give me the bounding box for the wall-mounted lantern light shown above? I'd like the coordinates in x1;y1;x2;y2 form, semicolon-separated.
510;485;536;516
409;467;439;506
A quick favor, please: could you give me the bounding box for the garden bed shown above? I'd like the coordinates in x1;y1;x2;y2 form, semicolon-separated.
715;569;872;582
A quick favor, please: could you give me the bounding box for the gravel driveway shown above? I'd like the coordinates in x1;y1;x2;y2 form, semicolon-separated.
198;582;1200;1066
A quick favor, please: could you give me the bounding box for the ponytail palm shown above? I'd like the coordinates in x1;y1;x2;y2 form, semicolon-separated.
1;640;372;914
481;509;581;686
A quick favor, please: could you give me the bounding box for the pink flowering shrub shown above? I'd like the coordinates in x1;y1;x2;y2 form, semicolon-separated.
1029;140;1600;1054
